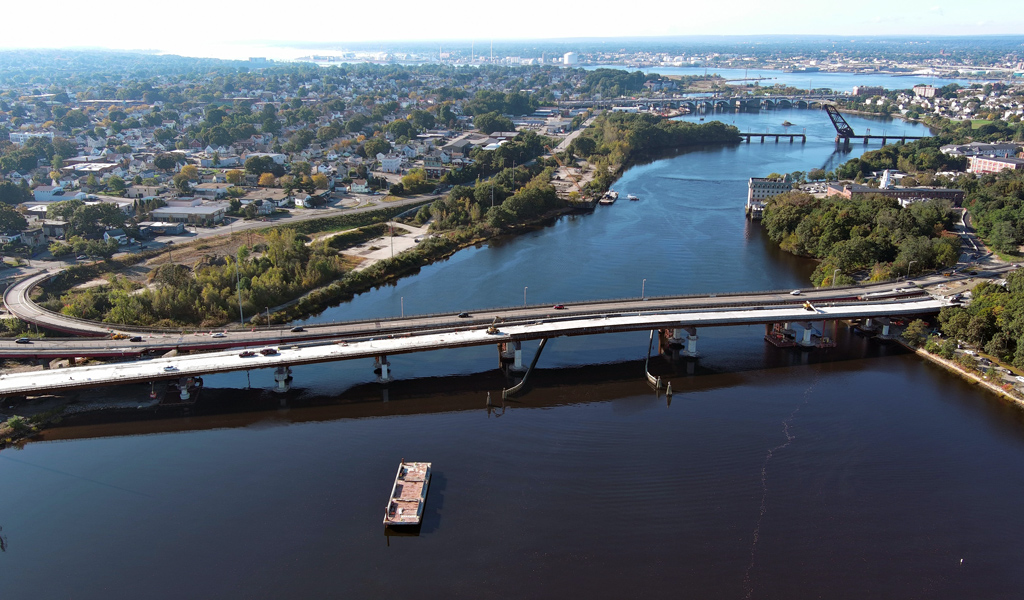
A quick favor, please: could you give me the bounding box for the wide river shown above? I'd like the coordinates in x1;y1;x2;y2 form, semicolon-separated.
4;107;1024;599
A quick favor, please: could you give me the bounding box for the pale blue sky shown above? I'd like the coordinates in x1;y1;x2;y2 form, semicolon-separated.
3;0;1021;58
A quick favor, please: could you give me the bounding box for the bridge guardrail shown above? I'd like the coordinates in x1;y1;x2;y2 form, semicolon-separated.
7;266;934;340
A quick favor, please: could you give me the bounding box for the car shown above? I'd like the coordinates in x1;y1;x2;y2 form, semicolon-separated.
239;350;257;358
163;365;178;372
211;332;227;338
76;255;87;260
553;304;566;310
129;336;143;343
14;337;31;344
968;271;978;275
458;312;470;318
790;290;801;296
1016;376;1024;383
290;326;305;332
259;347;278;356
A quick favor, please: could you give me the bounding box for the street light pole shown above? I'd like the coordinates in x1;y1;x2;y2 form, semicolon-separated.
641;278;646;299
234;258;244;326
907;260;917;280
524;286;528;306
832;268;839;287
401;296;404;318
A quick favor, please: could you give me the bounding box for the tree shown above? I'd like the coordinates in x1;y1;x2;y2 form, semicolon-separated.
901;319;930;347
179;165;199;181
172;173;191;194
0;204;27;232
312;174;329;189
226;169;245;185
474;111;514;134
258;173;276;187
107;176;126;195
0;181;32;206
362;137;392;159
245;155;274;175
153;153;179;171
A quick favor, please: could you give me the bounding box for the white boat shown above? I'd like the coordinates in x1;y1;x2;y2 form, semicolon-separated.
627;194;639;201
599;191;618;205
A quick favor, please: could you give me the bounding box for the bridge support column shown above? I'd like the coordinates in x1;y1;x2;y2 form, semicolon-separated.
667;328;686;348
375;356;392;383
512;341;525;372
179;377;191;401
273;366;292;392
682;327;698;358
799;323;815;347
499;342;515;364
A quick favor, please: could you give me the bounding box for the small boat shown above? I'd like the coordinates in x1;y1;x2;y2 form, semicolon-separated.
599;191;618;205
384;461;432;527
627;194;639;201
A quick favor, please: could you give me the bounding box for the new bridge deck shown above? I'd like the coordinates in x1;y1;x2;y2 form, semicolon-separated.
0;296;949;397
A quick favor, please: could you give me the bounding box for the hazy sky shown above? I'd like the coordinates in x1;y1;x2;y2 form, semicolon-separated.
3;0;1022;58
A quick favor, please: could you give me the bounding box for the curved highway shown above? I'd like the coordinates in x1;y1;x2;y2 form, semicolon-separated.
2;264;1011;360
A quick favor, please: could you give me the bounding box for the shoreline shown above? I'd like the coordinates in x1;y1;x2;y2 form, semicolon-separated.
896;339;1024;409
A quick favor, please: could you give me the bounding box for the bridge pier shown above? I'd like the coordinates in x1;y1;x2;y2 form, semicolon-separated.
681;327;699;358
797;322;816;347
512;341;525;371
667;328;686;348
179;377;191;401
273;366;292;392
375;356;392;383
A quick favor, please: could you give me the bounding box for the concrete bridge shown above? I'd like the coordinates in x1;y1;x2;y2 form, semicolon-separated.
0;276;959;398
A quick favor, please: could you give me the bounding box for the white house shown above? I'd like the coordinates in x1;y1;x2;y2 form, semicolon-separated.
380;153;403;173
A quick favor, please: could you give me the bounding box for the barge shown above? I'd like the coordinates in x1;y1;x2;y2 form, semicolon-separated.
383;461;432;527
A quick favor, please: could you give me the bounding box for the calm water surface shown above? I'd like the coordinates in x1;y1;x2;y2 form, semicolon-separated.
3;107;1024;599
584;64;1000;91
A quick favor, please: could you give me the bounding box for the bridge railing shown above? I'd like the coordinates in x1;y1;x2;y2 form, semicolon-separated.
9;267;913;338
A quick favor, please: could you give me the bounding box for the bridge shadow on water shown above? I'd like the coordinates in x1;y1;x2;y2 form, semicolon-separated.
25;325;929;444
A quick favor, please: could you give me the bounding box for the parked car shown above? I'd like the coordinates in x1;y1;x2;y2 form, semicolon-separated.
163;365;178;371
129;336;143;343
259;347;278;356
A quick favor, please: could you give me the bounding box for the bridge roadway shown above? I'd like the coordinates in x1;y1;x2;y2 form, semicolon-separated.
0;268;983;361
0;293;951;396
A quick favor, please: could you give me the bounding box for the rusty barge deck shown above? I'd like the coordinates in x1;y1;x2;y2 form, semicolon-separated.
384;461;431;527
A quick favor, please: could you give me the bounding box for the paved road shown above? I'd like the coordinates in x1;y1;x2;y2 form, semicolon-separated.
0;295;949;396
3;264;1005;360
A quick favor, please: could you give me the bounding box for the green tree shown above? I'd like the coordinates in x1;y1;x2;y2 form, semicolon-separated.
901;319;930;347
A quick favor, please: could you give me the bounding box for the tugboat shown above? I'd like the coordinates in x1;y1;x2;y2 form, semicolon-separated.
627;194;640;201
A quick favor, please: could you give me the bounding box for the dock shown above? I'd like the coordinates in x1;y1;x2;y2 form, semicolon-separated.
384;461;432;526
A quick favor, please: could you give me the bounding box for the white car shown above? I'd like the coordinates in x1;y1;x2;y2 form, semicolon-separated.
163;365;178;372
212;332;227;338
1016;376;1024;383
790;290;801;296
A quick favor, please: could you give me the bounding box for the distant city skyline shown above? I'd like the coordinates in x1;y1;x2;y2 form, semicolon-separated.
2;0;1022;60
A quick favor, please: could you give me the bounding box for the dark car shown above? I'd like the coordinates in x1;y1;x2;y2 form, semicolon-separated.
553;304;566;310
458;312;470;318
129;336;143;342
239;350;257;358
14;337;31;344
259;347;278;356
290;326;305;333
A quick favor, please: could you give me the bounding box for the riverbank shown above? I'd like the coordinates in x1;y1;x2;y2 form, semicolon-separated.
899;339;1024;409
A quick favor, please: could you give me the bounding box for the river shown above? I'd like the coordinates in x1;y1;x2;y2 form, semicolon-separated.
583;64;1000;91
3;106;1024;599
